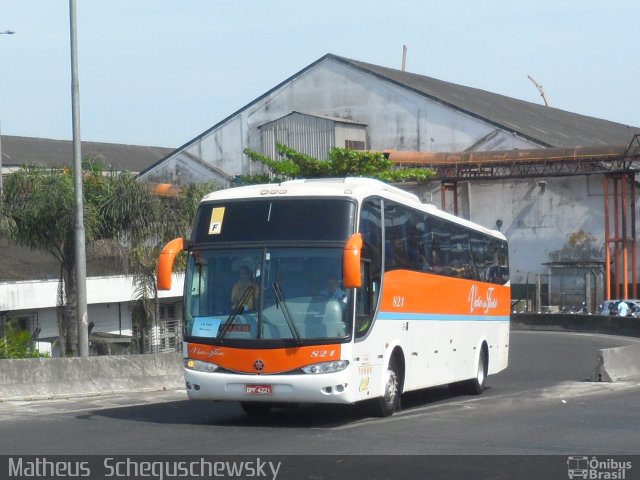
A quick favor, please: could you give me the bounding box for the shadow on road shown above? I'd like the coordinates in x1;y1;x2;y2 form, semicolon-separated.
80;385;470;428
80;332;631;428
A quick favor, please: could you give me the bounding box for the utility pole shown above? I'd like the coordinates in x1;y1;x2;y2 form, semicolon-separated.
401;45;407;71
527;75;550;107
69;0;89;357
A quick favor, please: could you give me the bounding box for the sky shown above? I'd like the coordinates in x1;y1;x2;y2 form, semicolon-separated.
0;0;638;148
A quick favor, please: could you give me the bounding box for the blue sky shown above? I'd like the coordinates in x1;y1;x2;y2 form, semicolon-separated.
0;0;638;148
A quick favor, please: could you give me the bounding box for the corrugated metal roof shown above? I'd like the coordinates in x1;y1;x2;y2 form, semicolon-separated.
1;135;173;173
337;55;640;148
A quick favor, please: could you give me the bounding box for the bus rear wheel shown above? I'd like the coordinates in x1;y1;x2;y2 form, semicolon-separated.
240;402;272;417
372;359;401;417
464;348;487;395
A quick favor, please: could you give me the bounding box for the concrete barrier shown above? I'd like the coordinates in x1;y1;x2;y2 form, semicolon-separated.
512;313;640;383
511;313;640;338
2;314;639;401
0;352;184;401
590;344;640;382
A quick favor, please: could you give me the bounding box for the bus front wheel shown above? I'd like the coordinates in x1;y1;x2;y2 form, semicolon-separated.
373;359;401;417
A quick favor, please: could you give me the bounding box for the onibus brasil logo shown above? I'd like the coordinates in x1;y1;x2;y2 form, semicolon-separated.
567;456;632;479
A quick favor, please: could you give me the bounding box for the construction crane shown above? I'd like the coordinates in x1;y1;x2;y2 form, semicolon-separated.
527;75;549;107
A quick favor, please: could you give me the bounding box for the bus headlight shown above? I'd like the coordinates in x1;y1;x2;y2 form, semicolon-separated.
302;360;349;374
184;358;219;373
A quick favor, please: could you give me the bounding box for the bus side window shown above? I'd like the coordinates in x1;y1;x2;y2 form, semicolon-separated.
355;260;376;337
488;239;509;285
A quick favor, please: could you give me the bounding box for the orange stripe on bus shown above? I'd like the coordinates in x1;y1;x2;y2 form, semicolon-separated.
380;270;511;317
187;343;342;374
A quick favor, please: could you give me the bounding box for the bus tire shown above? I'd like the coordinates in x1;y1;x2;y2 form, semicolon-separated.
240;402;272;417
373;359;401;417
464;347;488;395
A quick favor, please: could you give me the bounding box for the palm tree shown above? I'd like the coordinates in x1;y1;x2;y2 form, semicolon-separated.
0;160;215;356
128;182;214;352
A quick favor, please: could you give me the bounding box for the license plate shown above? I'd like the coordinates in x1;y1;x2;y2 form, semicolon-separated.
245;384;273;395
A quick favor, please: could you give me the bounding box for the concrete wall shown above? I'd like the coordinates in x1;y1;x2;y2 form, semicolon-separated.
2;315;638;401
512;313;640;338
0;352;184;401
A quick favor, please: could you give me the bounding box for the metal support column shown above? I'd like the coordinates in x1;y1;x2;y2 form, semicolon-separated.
631;178;638;299
603;173;637;300
604;178;611;299
613;176;620;299
440;181;458;216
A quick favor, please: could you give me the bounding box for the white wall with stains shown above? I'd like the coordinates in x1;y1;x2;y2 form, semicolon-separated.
140;56;541;185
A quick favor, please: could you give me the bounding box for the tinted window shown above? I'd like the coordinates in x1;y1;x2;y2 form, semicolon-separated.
381;201;509;284
191;199;355;243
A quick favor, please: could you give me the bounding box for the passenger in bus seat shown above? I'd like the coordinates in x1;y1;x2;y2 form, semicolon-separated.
386;237;419;269
426;249;444;273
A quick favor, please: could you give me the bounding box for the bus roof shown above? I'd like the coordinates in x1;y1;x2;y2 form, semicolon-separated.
200;177;506;241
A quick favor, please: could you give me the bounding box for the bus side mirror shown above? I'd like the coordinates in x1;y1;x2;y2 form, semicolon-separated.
343;233;363;289
157;237;186;290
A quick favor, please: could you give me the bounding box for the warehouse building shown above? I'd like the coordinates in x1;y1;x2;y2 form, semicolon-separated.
139;53;640;311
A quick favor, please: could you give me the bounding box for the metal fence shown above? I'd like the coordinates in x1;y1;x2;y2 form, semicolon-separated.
133;319;183;354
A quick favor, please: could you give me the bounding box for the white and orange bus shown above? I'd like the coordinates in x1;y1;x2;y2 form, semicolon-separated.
157;177;510;417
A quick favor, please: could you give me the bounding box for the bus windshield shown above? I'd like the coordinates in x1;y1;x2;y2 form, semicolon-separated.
184;247;352;343
191;198;354;244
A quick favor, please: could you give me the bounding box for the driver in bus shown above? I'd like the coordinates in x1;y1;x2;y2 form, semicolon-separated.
230;266;259;312
318;277;347;305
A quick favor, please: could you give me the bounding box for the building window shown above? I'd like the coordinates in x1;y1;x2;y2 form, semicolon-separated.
345;140;365;150
159;303;177;320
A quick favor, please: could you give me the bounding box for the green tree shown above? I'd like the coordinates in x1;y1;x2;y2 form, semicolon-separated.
0;160;215;356
241;144;434;183
0;322;48;359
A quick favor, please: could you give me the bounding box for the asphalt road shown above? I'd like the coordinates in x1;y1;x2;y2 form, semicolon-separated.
1;330;639;459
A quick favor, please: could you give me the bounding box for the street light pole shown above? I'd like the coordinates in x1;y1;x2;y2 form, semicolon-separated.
0;30;15;198
69;0;89;357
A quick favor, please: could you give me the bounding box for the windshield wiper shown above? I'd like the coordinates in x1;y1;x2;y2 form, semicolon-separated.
219;285;254;340
271;281;301;343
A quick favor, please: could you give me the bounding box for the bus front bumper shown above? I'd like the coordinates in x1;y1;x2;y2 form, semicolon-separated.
183;368;356;404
